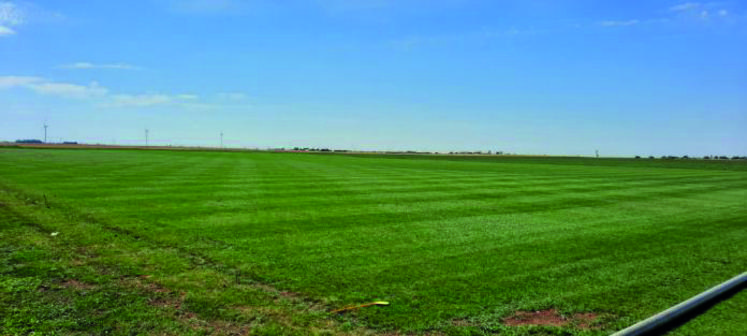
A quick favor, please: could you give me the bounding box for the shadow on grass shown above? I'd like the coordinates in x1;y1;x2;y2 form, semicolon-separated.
647;283;745;336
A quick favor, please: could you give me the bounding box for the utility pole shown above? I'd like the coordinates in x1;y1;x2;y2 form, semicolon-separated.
220;131;224;148
145;129;149;146
43;121;48;143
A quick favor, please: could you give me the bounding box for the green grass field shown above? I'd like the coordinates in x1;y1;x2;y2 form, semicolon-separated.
1;148;745;335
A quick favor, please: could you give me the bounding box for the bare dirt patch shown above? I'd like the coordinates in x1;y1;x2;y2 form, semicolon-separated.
574;312;601;329
61;279;95;290
502;309;599;328
451;318;473;327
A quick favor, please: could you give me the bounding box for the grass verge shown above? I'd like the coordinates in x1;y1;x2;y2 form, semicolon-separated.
0;188;361;336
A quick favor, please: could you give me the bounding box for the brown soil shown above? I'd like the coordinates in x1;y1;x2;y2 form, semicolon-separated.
451;318;473;327
60;279;95;290
575;312;601;328
502;309;599;328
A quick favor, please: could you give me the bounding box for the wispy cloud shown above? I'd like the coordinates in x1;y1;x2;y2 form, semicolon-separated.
0;75;42;88
0;25;14;35
697;8;730;19
0;76;199;107
668;2;733;20
0;1;23;36
600;20;640;27
109;94;174;107
107;93;212;108
60;62;143;71
0;2;23;24
670;2;701;12
0;76;108;99
29;81;108;99
598;2;736;30
0;1;64;37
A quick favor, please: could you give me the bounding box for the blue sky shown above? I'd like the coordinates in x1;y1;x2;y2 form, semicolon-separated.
1;0;745;156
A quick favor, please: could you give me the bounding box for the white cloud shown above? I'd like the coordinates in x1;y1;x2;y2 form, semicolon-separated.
0;76;41;88
27;81;108;99
0;75;226;110
668;2;732;20
600;20;639;27
0;1;22;36
60;62;142;70
0;24;14;35
108;93;201;107
597;3;735;30
0;76;107;99
0;2;23;25
670;2;701;12
0;2;64;36
110;94;173;107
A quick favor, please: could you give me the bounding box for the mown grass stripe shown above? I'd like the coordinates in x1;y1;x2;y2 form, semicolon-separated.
1;148;745;336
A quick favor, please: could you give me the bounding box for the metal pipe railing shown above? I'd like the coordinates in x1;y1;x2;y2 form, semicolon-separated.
611;272;747;336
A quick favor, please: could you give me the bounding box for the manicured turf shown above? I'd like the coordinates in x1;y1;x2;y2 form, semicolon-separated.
667;290;747;336
1;148;746;335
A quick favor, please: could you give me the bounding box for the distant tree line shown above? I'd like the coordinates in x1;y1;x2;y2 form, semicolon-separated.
704;155;747;160
448;151;505;155
634;155;746;160
289;148;513;155
291;147;351;153
14;139;79;145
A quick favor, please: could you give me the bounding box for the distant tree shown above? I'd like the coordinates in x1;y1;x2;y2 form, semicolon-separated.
682;155;689;159
649;156;655;159
635;156;641;159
